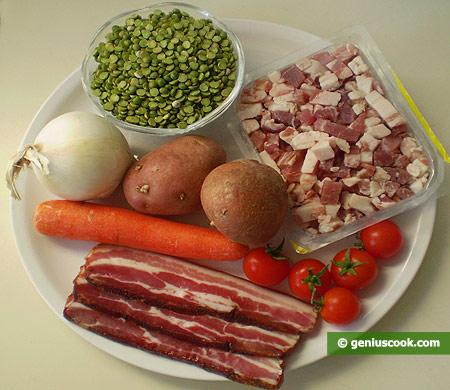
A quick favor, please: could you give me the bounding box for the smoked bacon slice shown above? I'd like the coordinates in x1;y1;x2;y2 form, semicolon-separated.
64;295;285;389
73;267;300;358
84;244;317;334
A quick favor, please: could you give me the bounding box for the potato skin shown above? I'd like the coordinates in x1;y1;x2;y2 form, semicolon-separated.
200;159;288;246
123;135;226;215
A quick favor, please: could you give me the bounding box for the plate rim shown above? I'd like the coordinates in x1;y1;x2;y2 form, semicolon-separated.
9;18;437;382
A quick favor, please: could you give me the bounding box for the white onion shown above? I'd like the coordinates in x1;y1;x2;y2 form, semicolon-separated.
6;111;134;201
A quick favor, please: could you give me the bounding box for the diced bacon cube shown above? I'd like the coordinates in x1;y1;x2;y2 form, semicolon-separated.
326;59;353;80
241;118;260;134
296;58;328;75
397;168;414;185
357;132;381;151
409;176;428;193
333;137;351;153
320;180;343;204
271;110;295;126
325;203;341;218
396;186;415;199
249;130;266;151
301;149;319;173
237;103;263;121
313;52;336;66
352;102;366;115
372;167;391;182
253;78;272;92
332;44;359;63
344;146;361;168
279;127;299;144
364;116;381;128
277;150;298;169
281;160;306;183
380;134;402;152
240;88;268;104
280;64;305;88
373;149;395;167
400;137;420;159
297;106;316;126
311;129;331;142
261;118;286;133
290;132;316;150
318;214;344;233
348;90;366;100
367;124;391;139
268;70;282;83
356;166;374;179
372;194;397;210
265;100;296;113
338;95;358;121
288;183;306;205
348;56;369;75
299;173;318;191
342;176;361;187
314;105;338;121
269;82;295;98
259;150;280;173
357;179;371;196
365;90;406;128
406;158;429;178
292;200;325;223
345;193;375;215
317;119;360;143
310;91;342;106
311;139;335;161
348;114;367;135
319;72;340;90
355;74;373;94
369;180;385;197
394;154;410;168
341;191;351;209
383;180;401;197
272;92;294;103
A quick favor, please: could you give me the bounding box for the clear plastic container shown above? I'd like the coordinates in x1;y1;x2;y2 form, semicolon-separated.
81;2;245;136
228;25;447;252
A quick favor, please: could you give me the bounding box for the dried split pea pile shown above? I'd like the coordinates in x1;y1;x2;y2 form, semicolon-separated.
90;8;238;129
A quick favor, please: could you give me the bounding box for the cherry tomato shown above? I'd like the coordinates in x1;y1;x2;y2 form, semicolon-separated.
321;287;361;326
288;259;332;304
360;220;404;259
243;240;290;286
331;248;378;290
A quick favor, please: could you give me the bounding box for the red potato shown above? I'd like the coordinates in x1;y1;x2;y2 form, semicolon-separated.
200;159;288;246
123;135;226;215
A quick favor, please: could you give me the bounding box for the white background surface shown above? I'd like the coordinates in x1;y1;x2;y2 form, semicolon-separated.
1;1;449;390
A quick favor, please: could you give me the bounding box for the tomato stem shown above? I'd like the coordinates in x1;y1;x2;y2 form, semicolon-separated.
332;248;367;276
265;238;287;261
354;234;365;250
301;265;328;307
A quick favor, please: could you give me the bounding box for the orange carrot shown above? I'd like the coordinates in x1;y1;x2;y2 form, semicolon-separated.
33;200;248;261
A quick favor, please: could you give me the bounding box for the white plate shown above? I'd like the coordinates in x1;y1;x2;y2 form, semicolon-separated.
10;19;436;382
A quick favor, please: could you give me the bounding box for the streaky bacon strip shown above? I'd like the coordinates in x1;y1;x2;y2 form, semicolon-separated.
64;295;285;389
84;244;317;334
74;267;300;358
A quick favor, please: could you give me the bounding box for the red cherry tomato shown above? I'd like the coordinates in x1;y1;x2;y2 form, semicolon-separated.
331;248;378;290
360;220;404;259
321;287;361;326
243;241;290;286
288;259;332;304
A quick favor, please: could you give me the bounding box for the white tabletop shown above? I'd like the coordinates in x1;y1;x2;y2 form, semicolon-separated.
1;1;449;389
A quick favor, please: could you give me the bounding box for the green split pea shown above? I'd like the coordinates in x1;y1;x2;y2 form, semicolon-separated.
90;8;238;129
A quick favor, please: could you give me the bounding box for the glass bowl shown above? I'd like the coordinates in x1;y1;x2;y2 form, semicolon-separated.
81;2;245;136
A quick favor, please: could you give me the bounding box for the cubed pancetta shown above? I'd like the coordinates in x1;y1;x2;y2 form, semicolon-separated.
238;44;429;235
